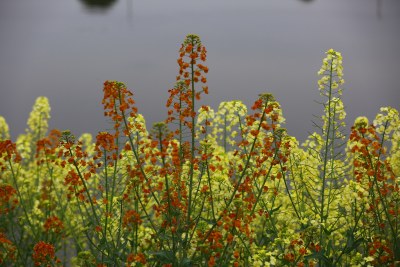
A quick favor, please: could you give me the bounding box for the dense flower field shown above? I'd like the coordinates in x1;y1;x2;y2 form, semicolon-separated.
0;35;399;266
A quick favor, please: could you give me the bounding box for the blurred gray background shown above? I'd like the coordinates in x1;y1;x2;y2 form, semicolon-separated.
0;0;399;142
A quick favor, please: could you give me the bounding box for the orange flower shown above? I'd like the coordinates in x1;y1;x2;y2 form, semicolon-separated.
284;253;295;262
168;34;208;136
201;185;209;193
102;81;138;133
43;216;64;234
0;184;18;214
0;140;21;171
0;232;16;264
185;44;193;53
32;241;56;266
95;132;116;153
233;219;241;229
233;250;240;259
208;256;215;267
299;247;307;255
122;210;142;229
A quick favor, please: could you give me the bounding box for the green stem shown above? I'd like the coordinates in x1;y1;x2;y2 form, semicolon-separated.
158;128;177;264
319;59;334;252
8;159;38;239
187;38;196;232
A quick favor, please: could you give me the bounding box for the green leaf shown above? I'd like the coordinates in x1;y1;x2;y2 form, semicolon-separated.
149;250;175;263
269;204;282;216
343;230;363;254
305;251;332;266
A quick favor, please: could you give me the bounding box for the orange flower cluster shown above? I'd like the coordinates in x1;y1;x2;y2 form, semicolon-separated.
176;34;208;87
63;170;85;201
157;159;190;228
38;179;55;210
206;230;224;251
0;184;18;214
166;81;194;135
368;239;394;265
126;252;146;266
350;124;398;201
282;239;315;267
36;129;61;166
43;216;64;234
197;213;249;264
94;132;120;168
0;140;21;171
122;210;142;230
166;34;208;135
308;242;322;253
102;81;138;135
350;125;395;184
32;241;57;266
95;132;116;153
0;232;16;264
236;96;289;202
208;255;215;267
135;124;190;230
59;131;96;201
350;122;398;263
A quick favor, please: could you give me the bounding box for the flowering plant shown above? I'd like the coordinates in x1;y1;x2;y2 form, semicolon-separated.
0;35;399;266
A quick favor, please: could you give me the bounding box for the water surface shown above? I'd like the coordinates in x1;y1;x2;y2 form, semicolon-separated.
0;0;399;141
